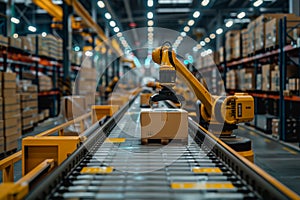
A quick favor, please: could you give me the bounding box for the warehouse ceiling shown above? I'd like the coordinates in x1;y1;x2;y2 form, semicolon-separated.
0;0;290;59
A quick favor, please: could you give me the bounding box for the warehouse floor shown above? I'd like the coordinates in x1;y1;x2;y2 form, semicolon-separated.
235;126;300;195
0;121;299;195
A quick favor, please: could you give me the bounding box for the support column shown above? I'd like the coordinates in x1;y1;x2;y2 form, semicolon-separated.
289;0;300;16
62;2;72;83
6;0;14;36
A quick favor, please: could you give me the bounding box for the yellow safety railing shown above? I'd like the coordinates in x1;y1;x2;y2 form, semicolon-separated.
0;112;92;183
36;112;91;137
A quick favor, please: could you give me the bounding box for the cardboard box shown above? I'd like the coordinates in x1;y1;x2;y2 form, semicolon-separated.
2;72;17;88
4;116;21;137
237;68;255;90
262;64;275;91
271;70;280;91
63;96;86;120
91;105;119;123
225;30;240;61
256;74;262;90
140;109;188;143
0;120;4;138
0;35;8;47
247;20;256;54
241;29;248;57
0;136;4;153
218;47;224;63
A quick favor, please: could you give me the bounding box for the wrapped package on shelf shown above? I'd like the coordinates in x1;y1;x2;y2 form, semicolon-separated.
241;29;248;57
20;36;34;53
262;64;275;91
9;37;22;49
0;35;8;47
247;20;256;54
225;30;240;61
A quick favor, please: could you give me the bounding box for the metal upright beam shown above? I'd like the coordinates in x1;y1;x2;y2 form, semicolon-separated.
6;0;14;36
62;2;72;83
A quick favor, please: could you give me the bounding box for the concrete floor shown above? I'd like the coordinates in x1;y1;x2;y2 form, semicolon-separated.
234;125;300;196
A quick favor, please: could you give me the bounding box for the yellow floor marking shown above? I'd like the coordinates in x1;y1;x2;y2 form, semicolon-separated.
249;131;257;136
264;138;271;143
81;166;113;174
171;182;235;190
105;138;126;143
192;167;222;174
282;147;298;155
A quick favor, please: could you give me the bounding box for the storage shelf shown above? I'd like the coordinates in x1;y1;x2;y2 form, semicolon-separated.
38;90;60;96
226;45;299;67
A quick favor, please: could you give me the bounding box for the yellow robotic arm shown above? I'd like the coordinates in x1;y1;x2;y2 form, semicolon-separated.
151;44;254;125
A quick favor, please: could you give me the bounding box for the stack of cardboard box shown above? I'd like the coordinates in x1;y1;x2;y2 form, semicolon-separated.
18;80;39;132
241;29;248;57
1;72;21;152
9;37;22;49
225;30;240;61
0;35;8;47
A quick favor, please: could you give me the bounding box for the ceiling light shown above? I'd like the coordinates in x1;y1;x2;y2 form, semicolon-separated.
13;33;18;38
74;46;80;51
148;32;154;37
225;20;233;27
204;37;210;43
117;32;122;37
10;17;20;24
158;0;193;4
187;19;195;26
207;49;212;54
253;0;263;7
114;27;120;32
178;36;183;41
109;20;116;27
157;8;190;13
85;51;93;57
216;28;223;34
193;11;200;18
147;12;153;19
237;11;246;19
148;20;154;26
209;33;216;39
183;26;190;32
42;32;47;37
28;26;37;32
148;27;154;32
97;0;105;8
147;0;153;7
105;12;112;19
200;41;205;46
201;0;209;6
196;44;202;49
193;47;198;52
180;32;186;37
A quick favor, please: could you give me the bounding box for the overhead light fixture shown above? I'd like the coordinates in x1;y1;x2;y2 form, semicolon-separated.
225;20;233;27
178;36;183;41
148;32;154;37
11;17;20;24
207;49;212;54
13;33;18;38
147;0;153;7
158;0;193;4
117;32;122;37
187;19;195;26
148;27;154;32
209;33;216;39
28;25;37;32
74;46;80;51
113;27;120;32
147;12;153;19
196;44;202;49
237;11;246;19
253;0;263;7
204;37;210;43
104;12;112;19
109;20;116;27
201;0;209;6
148;20;154;26
157;8;190;13
183;26;190;32
180;32;186;37
200;41;205;46
193;11;200;18
97;0;105;8
42;32;47;37
216;28;223;34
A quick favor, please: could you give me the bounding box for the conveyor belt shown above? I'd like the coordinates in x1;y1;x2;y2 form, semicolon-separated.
27;96;299;200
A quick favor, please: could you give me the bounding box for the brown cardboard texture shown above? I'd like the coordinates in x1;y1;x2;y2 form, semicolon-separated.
140;109;188;142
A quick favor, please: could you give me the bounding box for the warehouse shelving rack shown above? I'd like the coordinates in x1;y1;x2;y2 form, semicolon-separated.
223;16;300;145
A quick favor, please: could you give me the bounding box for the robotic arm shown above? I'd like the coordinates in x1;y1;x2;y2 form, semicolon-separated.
150;44;254;126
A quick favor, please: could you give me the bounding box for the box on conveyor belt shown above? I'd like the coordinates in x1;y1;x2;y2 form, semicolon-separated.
0;35;8;47
0;136;4;153
241;29;248;57
2;72;17;89
63;96;86;120
140;109;188;144
265;14;300;49
91;105;119;123
262;64;276;91
140;93;152;108
247;20;256;54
